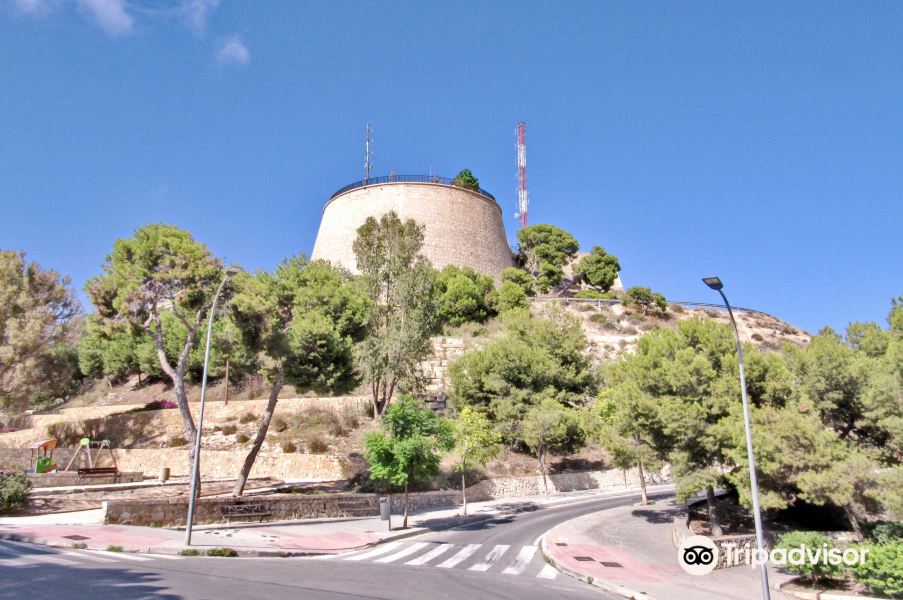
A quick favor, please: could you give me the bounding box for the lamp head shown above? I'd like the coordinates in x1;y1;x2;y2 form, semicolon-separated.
702;277;723;291
226;266;242;276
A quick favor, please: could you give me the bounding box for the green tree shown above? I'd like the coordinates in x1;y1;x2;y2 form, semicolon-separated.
500;267;535;296
363;395;453;527
521;396;581;493
85;224;225;460
589;383;665;505
491;281;529;313
353;211;438;417
846;321;890;357
572;246;621;292
516;224;579;293
623;286;667;315
451;168;479;190
450;305;595;443
230;257;369;495
0;251;80;411
451;406;501;515
0;468;30;514
435;265;494;326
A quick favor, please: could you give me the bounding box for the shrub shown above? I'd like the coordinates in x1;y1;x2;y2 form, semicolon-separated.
0;469;31;514
307;436;329;454
206;547;238;557
492;281;529;313
280;440;297;453
852;542;903;598
239;412;257;424
168;435;188;447
589;313;608;326
179;548;200;556
452;168;479;190
774;531;842;583
235;433;250;444
867;521;903;544
129;400;178;412
669;303;686;314
574;289;615;300
271;417;288;433
71;543;87;550
751;333;764;342
105;545;124;552
219;424;237;435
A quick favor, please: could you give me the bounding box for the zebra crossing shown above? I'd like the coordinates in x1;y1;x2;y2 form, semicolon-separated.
0;539;179;568
318;541;558;579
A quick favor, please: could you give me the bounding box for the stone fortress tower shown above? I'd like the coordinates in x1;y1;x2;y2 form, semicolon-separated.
311;175;514;278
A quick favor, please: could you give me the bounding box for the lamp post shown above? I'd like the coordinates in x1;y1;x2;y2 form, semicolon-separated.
185;269;236;546
702;276;770;600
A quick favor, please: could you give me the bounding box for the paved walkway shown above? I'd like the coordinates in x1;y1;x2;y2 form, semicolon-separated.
0;486;666;556
543;497;793;600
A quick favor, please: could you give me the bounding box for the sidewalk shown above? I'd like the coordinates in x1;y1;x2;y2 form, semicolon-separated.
0;485;667;556
543;497;794;600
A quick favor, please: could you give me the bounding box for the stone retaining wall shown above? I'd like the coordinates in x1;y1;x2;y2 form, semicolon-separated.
467;466;670;501
104;490;463;526
0;448;349;481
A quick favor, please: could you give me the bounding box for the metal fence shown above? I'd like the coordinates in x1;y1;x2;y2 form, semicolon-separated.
330;175;496;202
529;296;763;314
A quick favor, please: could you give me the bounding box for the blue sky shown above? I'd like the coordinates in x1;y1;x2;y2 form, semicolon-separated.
2;1;901;334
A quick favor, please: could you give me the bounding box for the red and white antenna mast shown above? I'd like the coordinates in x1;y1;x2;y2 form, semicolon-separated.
364;122;373;182
516;121;529;229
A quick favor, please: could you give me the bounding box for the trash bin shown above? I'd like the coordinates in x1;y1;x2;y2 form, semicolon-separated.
379;496;390;521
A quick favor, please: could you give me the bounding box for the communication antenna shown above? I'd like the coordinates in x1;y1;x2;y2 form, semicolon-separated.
515;121;529;229
364;122;373;182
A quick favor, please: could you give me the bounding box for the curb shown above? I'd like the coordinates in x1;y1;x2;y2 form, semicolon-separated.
540;535;654;600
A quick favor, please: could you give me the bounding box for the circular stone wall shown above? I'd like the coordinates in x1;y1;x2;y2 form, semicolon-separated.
311;182;513;278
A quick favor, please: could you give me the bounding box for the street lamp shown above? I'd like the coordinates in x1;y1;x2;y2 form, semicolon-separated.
185;268;238;546
703;276;770;600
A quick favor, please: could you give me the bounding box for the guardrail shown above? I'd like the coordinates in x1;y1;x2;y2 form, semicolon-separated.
330;175;496;202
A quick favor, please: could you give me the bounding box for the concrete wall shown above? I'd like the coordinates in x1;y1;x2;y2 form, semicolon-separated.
311;182;513;279
466;466;669;501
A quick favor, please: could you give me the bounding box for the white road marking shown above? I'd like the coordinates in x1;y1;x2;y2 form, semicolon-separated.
502;545;538;575
536;564;558;579
404;543;454;566
468;544;510;571
62;551;118;563
436;543;481;569
343;542;404;561
0;557;28;567
374;542;429;563
90;551;151;561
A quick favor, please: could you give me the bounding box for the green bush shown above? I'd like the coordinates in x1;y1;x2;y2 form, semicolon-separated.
179;548;200;556
852;542;903;598
492;281;528;313
589;313;608;326
280;440;297;453
574;290;615;300
206;547;238;557
105;545;124;552
774;531;843;583
0;469;30;514
452;168;479;190
623;286;667;315
866;521;903;544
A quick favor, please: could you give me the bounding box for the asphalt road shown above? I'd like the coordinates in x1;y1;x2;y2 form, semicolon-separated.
0;489;672;600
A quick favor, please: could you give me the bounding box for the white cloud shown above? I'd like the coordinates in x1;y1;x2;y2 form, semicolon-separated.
76;0;133;36
216;35;249;65
8;0;58;17
179;0;218;34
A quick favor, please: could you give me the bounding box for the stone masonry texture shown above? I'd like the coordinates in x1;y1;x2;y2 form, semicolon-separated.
311;182;514;279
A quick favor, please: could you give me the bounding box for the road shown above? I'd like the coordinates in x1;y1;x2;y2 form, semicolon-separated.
0;489;672;600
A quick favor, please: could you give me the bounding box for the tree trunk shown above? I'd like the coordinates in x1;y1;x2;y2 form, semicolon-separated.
706;485;723;536
402;481;409;528
637;460;648;505
233;369;285;497
539;450;549;494
223;357;230;405
461;470;468;516
844;504;864;541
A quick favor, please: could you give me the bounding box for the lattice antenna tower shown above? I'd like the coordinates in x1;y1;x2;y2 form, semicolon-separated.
515;121;529;229
364;122;373;182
